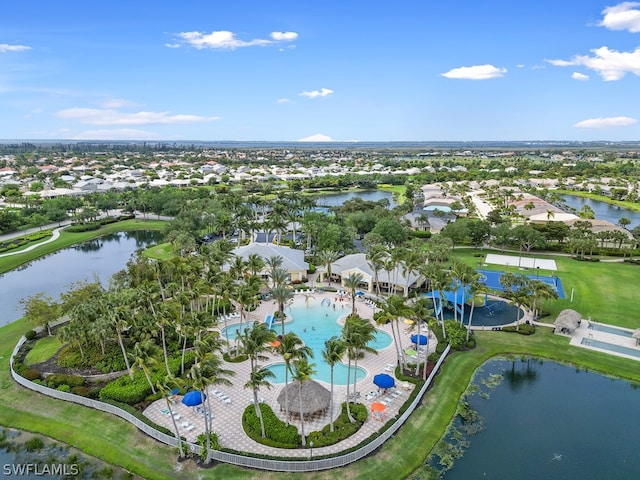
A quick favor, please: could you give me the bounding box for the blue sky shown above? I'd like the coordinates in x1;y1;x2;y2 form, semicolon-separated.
2;1;640;142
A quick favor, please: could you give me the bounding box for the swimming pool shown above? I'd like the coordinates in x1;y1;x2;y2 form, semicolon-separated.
221;297;393;385
581;338;640;359
588;323;633;338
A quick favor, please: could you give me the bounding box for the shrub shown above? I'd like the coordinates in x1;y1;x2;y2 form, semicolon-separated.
242;402;300;448
46;374;85;388
24;437;44;452
99;372;153;404
70;386;91;397
24;330;37;341
501;323;536;335
307;403;367;448
21;368;41;381
65;223;101;232
57;384;71;393
411;230;432;239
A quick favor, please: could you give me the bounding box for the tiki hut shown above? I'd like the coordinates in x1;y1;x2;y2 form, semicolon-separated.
633;329;640;346
554;309;582;334
277;380;331;419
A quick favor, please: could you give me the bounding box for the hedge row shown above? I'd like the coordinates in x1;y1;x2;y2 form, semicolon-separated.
0;229;53;253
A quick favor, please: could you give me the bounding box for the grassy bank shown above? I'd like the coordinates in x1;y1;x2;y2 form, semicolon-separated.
0;220;166;275
2;316;639;480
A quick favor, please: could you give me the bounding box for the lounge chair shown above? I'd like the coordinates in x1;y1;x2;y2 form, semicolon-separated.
185;425;195;432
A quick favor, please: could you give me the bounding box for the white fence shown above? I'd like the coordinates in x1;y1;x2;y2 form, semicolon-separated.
11;331;450;472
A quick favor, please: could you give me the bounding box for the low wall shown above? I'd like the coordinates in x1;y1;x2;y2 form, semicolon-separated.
11;328;451;472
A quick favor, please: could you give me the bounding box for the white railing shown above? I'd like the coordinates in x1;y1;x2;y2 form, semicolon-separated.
11;330;450;472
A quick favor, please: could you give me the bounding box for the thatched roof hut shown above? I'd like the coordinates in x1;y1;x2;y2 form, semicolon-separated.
554;309;582;333
277;380;331;416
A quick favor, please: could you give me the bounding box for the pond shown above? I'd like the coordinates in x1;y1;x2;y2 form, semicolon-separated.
439;359;640;479
559;194;640;229
0;231;161;326
314;190;396;208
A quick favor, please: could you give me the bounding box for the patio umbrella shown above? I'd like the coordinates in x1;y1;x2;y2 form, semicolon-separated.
356;291;365;296
170;388;180;395
405;348;417;356
403;319;414;325
270;340;281;347
411;334;428;346
371;401;386;413
373;373;395;389
182;390;205;407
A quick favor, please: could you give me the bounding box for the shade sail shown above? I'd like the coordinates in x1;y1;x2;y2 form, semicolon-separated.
411;334;428;345
373;373;395;389
182;390;205;406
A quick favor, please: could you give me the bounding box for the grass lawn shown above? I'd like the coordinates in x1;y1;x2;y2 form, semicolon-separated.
3;315;640;480
451;248;640;329
24;336;62;366
0;219;166;275
143;242;174;260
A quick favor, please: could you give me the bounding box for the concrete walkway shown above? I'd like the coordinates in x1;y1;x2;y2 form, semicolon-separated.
0;226;66;258
143;292;433;457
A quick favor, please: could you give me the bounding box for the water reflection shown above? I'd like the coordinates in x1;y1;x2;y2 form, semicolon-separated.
0;230;161;325
504;358;539;392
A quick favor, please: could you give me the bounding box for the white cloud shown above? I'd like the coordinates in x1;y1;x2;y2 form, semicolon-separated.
547;46;640;81
573;116;637;129
598;2;640;32
441;64;507;80
0;43;31;53
56;108;220;125
271;32;298;41
277;98;291;104
298;133;334;142
164;43;180;49
99;98;137;109
298;88;333;98
572;72;590;81
71;129;160;140
171;30;298;50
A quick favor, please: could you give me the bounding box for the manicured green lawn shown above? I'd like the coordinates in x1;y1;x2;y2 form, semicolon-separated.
143;242;174;260
24;336;62;366
451;248;640;329
0;220;166;275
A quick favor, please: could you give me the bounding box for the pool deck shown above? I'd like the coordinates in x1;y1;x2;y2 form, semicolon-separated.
565;320;640;362
143;291;436;457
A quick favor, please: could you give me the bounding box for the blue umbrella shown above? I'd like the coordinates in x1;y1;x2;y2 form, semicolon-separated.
356;291;365;296
411;334;428;346
170;388;180;395
182;390;205;407
373;373;395;389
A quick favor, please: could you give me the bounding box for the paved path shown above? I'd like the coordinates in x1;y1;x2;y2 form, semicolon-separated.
143;292;432;457
0;226;66;258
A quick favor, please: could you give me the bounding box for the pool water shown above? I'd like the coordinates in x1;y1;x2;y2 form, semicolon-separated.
588;323;633;337
432;299;523;327
222;297;393;385
581;338;640;359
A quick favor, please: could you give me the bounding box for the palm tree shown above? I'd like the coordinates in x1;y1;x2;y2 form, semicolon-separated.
188;336;234;464
343;272;364;313
317;250;339;286
291;358;316;447
131;339;160;394
529;280;558;320
271;284;293;336
246;253;265;277
366;246;388;297
279;332;313;425
265;255;284;287
343;316;377;416
156;375;186;458
409;298;433;376
244;367;275;438
377;295;413;369
322;337;346;432
465;278;488;343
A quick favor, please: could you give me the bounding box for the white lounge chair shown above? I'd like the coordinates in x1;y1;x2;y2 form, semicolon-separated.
185;425;195;431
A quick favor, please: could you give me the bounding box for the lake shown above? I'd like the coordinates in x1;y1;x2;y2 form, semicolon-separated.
559;194;640;229
0;231;161;326
314;190;396;207
441;359;640;479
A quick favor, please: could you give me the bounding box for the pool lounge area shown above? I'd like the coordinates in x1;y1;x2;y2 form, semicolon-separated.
566;319;640;362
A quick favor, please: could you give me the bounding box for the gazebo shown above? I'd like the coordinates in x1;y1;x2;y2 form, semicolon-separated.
554;309;582;334
277;380;331;420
